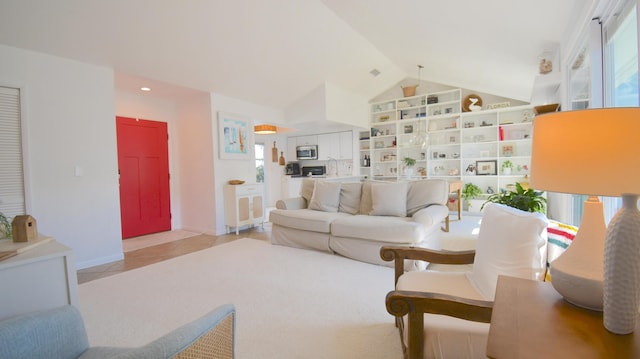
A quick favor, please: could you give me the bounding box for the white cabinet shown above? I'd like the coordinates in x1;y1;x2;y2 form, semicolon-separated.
0;238;78;320
296;135;317;146
287;137;297;163
338;131;353;160
317;133;339;160
224;184;264;235
310;131;353;161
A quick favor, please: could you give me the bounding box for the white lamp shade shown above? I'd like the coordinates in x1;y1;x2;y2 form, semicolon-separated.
529;108;640;197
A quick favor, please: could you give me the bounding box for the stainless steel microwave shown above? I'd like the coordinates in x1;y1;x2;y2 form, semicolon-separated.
296;145;318;160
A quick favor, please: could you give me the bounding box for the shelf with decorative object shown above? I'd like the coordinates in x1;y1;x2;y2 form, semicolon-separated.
366;89;531;192
458;105;535;209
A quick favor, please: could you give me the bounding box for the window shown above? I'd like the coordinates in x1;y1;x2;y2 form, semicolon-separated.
604;2;639;107
566;2;639;225
255;143;265;183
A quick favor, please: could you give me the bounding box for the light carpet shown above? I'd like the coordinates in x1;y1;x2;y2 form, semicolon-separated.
79;238;402;358
122;230;200;252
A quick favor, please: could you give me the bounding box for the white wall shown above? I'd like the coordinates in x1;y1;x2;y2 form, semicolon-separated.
325;82;368;128
0;44;123;269
174;95;217;235
210;93;285;235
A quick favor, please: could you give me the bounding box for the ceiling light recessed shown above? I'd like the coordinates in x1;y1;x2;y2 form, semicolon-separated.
140;87;151;92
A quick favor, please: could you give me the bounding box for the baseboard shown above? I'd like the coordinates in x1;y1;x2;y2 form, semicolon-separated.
76;253;124;270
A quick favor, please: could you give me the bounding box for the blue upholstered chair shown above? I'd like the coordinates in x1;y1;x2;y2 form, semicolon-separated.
0;304;235;359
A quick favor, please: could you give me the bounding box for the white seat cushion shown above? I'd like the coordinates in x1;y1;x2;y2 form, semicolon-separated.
269;209;348;233
397;271;489;359
331;215;425;244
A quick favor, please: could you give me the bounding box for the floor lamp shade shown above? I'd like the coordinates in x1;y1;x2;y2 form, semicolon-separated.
530;108;640;332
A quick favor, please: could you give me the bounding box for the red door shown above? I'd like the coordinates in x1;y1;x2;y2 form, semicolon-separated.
116;116;171;239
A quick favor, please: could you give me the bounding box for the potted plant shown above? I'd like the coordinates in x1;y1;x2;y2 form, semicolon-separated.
0;212;11;239
501;160;514;175
461;183;483;212
481;182;546;213
403;157;416;177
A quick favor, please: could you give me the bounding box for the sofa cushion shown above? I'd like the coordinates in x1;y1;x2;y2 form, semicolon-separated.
468;203;548;300
359;181;374;215
370;181;407;217
309;181;341;212
300;178;316;205
269;208;349;233
338;182;362;215
406;179;449;216
331;215;425;244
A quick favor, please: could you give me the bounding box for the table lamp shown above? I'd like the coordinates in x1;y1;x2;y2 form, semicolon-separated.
530;108;640;334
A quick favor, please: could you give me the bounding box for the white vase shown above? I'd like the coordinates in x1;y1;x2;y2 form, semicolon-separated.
604;194;640;334
503;168;511;175
404;167;414;177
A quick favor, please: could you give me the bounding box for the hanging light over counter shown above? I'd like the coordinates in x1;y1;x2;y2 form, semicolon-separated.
254;124;277;134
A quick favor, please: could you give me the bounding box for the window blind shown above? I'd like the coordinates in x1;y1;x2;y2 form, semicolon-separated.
0;86;25;218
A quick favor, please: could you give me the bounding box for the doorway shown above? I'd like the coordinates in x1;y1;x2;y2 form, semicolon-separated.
116;116;171;239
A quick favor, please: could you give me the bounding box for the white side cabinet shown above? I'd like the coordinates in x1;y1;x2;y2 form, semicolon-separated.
0;238;78;320
224;184;264;235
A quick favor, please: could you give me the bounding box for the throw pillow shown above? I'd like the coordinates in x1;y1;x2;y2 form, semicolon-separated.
300;179;315;205
468;203;549;300
406;179;449;216
339;182;362;215
546;220;577;281
359;181;373;214
370;182;408;217
308;181;341;212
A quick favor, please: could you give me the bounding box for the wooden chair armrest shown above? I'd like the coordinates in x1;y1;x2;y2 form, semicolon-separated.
385;290;493;359
386;290;493;323
380;246;475;285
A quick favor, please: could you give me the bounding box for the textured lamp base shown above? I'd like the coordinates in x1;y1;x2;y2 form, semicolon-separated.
604;194;640;335
549;197;606;310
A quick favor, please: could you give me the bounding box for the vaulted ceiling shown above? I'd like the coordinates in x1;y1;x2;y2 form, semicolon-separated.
0;0;589;110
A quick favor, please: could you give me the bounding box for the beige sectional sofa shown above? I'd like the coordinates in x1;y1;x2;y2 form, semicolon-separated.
269;178;450;267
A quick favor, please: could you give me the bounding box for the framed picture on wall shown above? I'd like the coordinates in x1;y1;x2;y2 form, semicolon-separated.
476;160;497;175
218;112;252;160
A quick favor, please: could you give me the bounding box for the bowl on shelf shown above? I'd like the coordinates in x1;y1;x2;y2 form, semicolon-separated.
228;180;245;185
534;103;560;115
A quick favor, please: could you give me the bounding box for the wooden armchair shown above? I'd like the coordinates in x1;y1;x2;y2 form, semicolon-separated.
381;203;549;359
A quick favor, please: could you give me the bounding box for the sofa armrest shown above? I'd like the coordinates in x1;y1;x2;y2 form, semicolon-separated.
411;204;449;228
0;306;90;359
85;304;236;359
276;197;307;210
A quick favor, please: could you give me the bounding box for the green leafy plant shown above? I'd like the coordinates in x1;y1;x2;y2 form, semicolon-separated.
403;157;416;167
461;183;483;207
501;160;513;172
0;212;11;239
482;183;546;213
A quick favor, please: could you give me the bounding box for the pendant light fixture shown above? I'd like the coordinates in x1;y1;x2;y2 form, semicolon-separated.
254;124;277;134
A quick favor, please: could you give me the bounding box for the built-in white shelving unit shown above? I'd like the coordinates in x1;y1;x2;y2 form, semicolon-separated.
364;89;535;210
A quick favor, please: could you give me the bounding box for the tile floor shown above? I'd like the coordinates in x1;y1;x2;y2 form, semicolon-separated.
77;223;271;284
